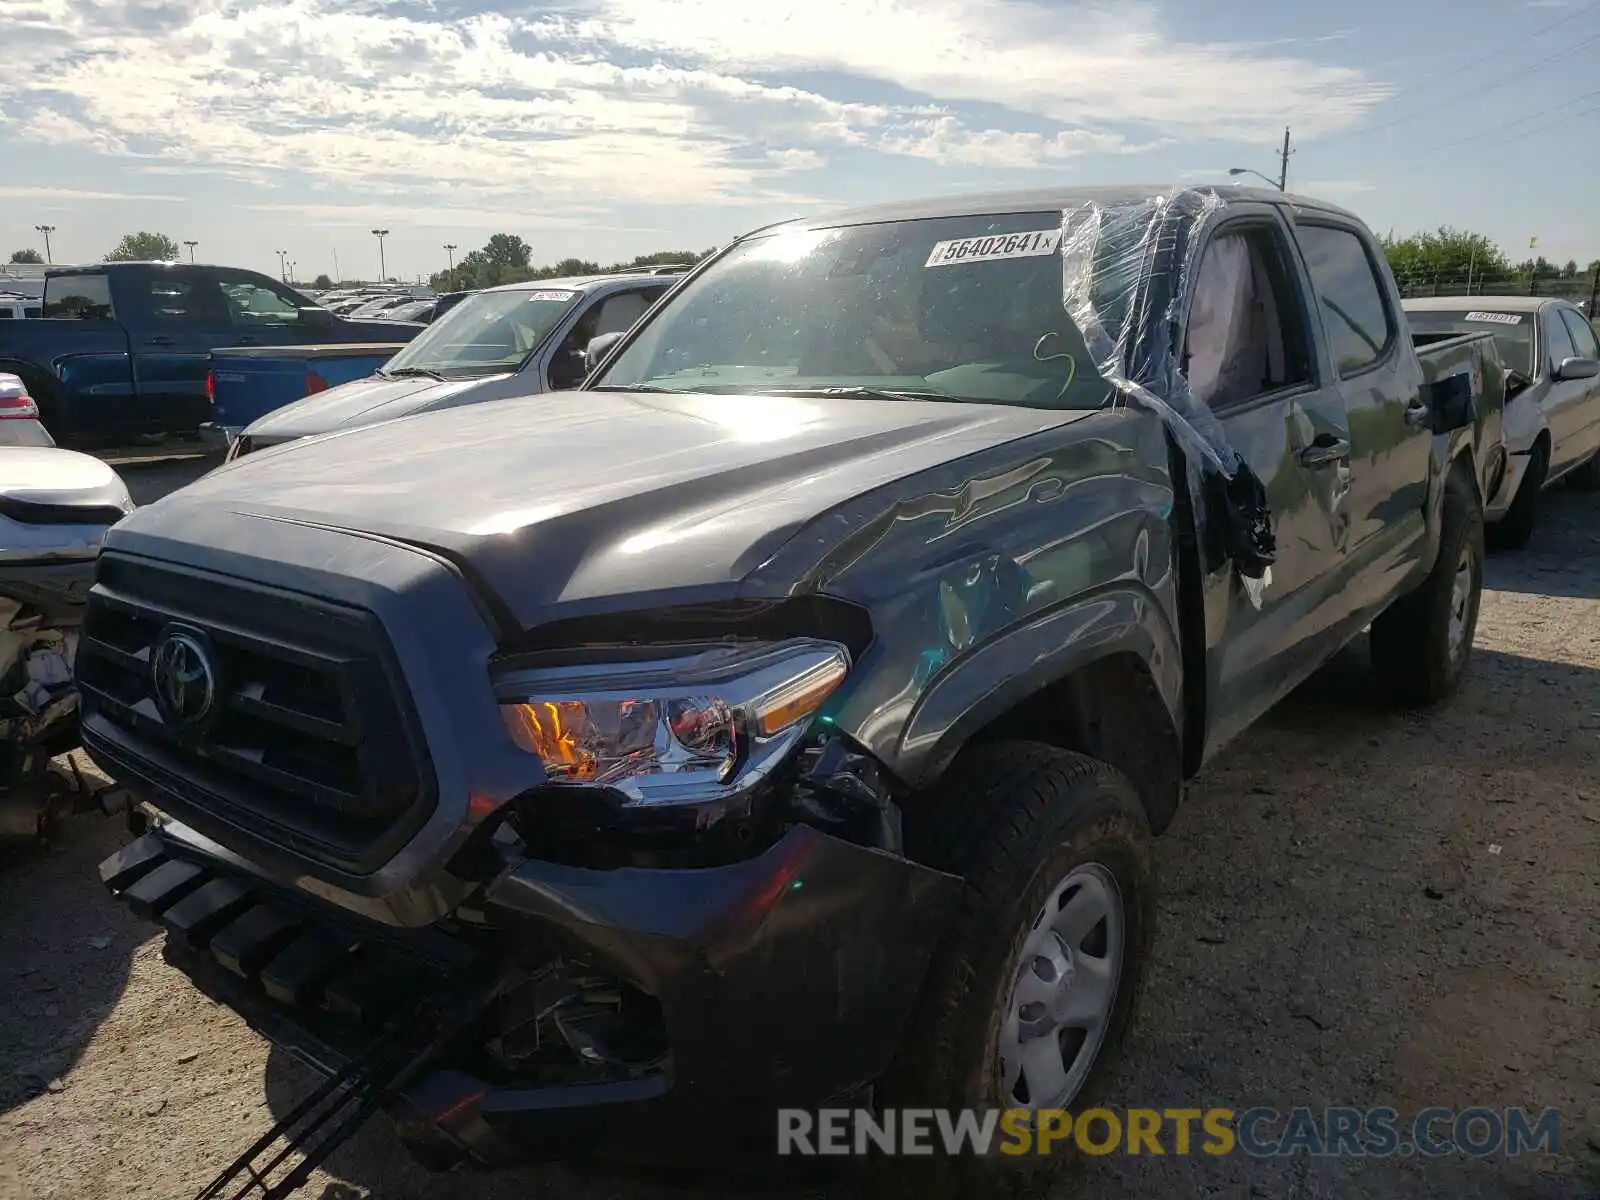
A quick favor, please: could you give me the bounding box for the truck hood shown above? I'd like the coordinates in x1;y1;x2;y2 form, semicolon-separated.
120;390;1085;630
245;372;507;440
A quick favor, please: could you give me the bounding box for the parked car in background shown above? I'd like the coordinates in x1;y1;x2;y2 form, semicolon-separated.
226;271;679;459
1405;296;1600;547
0;293;42;321
378;299;439;324
92;186;1504;1194
0;263;425;446
347;294;429;320
0;373;55;447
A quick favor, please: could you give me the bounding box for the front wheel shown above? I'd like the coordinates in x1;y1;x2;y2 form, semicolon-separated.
1370;464;1484;705
880;742;1155;1195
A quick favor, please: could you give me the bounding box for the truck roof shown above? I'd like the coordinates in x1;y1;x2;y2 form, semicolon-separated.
1401;296;1563;314
757;183;1365;235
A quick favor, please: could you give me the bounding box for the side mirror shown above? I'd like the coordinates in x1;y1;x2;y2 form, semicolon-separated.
1554;356;1600;382
584;330;626;375
298;306;335;337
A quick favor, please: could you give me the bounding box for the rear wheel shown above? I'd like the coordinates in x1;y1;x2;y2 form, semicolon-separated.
1486;441;1547;550
1370;464;1483;705
879;742;1155;1196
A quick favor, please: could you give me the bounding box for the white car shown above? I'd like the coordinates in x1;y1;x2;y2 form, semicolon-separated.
0;293;42;320
1404;297;1600;547
0;374;56;448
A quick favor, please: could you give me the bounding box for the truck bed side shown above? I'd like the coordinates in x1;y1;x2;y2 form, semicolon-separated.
0;320;136;441
209;343;408;434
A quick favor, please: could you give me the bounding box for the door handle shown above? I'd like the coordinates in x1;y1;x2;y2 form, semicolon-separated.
1404;400;1431;429
144;336;174;347
1299;437;1351;467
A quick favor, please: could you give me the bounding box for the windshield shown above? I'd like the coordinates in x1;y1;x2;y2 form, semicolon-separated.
590;213;1113;409
382;287;578;378
1406;309;1534;377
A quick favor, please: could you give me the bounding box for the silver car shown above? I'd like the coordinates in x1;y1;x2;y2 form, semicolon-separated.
1404;296;1600;547
227;271;682;460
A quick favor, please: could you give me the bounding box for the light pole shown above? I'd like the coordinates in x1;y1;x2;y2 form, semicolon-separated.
1227;167;1280;190
443;243;457;289
34;225;55;263
183;240;198;263
371;229;389;282
276;249;289;282
1228;127;1292;191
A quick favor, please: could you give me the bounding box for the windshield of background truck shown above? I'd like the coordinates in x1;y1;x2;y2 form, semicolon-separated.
592;213;1114;409
381;288;578;377
1406;309;1534;377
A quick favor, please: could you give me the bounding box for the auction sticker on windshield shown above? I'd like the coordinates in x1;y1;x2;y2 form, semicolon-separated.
523;291;576;303
1463;311;1522;324
926;229;1062;268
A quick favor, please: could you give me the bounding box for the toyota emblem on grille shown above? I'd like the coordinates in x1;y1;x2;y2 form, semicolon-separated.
151;626;219;729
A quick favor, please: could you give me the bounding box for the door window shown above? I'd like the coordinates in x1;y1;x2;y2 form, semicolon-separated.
1183;226;1312;409
41;273;114;320
1542;307;1578;371
130;270;230;325
1296;225;1394;377
216;272;305;327
549;287;665;389
1558;307;1599;360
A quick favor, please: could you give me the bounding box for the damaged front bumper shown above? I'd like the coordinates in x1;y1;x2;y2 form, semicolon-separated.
99;809;959;1171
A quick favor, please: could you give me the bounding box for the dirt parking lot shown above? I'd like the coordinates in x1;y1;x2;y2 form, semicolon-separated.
1;460;1596;1200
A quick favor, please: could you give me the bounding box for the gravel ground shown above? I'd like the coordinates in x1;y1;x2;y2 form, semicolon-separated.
1;460;1596;1200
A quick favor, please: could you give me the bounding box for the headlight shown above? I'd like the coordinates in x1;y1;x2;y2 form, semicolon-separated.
497;639;849;806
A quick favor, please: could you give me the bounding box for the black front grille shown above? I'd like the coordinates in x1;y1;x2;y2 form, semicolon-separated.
78;553;436;871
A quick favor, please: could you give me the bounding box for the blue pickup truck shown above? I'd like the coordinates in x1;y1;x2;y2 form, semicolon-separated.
0;262;423;446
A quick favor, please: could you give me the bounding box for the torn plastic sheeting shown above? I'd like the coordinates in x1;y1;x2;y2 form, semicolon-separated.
1058;189;1275;586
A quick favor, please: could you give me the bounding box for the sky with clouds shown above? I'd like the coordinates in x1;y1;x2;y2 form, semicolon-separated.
0;0;1596;282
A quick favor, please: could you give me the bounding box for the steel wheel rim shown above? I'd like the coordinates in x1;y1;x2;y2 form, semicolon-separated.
1448;543;1474;659
998;862;1124;1111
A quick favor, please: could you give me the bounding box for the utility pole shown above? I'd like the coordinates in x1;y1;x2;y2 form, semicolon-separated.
443;243;457;289
1277;126;1293;192
34;225;55;263
184;240;198;263
276;248;289;282
371;229;389;282
332;247;341;283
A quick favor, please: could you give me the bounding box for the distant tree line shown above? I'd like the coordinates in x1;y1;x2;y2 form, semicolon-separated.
428;234;715;292
1380;227;1599;293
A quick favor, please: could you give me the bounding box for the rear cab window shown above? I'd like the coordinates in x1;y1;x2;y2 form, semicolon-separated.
1295;224;1395;377
42;273;115;320
1404;309;1534;378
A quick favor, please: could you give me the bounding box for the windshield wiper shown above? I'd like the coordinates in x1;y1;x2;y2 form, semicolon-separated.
380;366;446;381
587;384;678;393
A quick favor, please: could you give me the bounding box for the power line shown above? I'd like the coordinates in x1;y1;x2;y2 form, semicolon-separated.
1350;27;1600;141
1322;8;1599;143
1406;86;1600;161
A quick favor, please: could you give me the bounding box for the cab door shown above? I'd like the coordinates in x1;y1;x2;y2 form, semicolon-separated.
1555;306;1600;467
1180;206;1356;756
119;266;235;437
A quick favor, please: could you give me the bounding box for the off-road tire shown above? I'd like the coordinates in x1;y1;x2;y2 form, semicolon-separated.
1486;441;1547;550
874;742;1155;1198
1370;463;1484;705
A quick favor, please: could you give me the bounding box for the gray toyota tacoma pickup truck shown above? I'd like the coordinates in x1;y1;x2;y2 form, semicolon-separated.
85;185;1504;1194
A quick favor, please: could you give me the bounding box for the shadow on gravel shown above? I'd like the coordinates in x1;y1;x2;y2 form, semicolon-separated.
1479;486;1600;601
0;811;140;1116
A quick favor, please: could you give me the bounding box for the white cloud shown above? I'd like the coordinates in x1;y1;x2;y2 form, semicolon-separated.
0;184;187;203
0;0;1392;214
